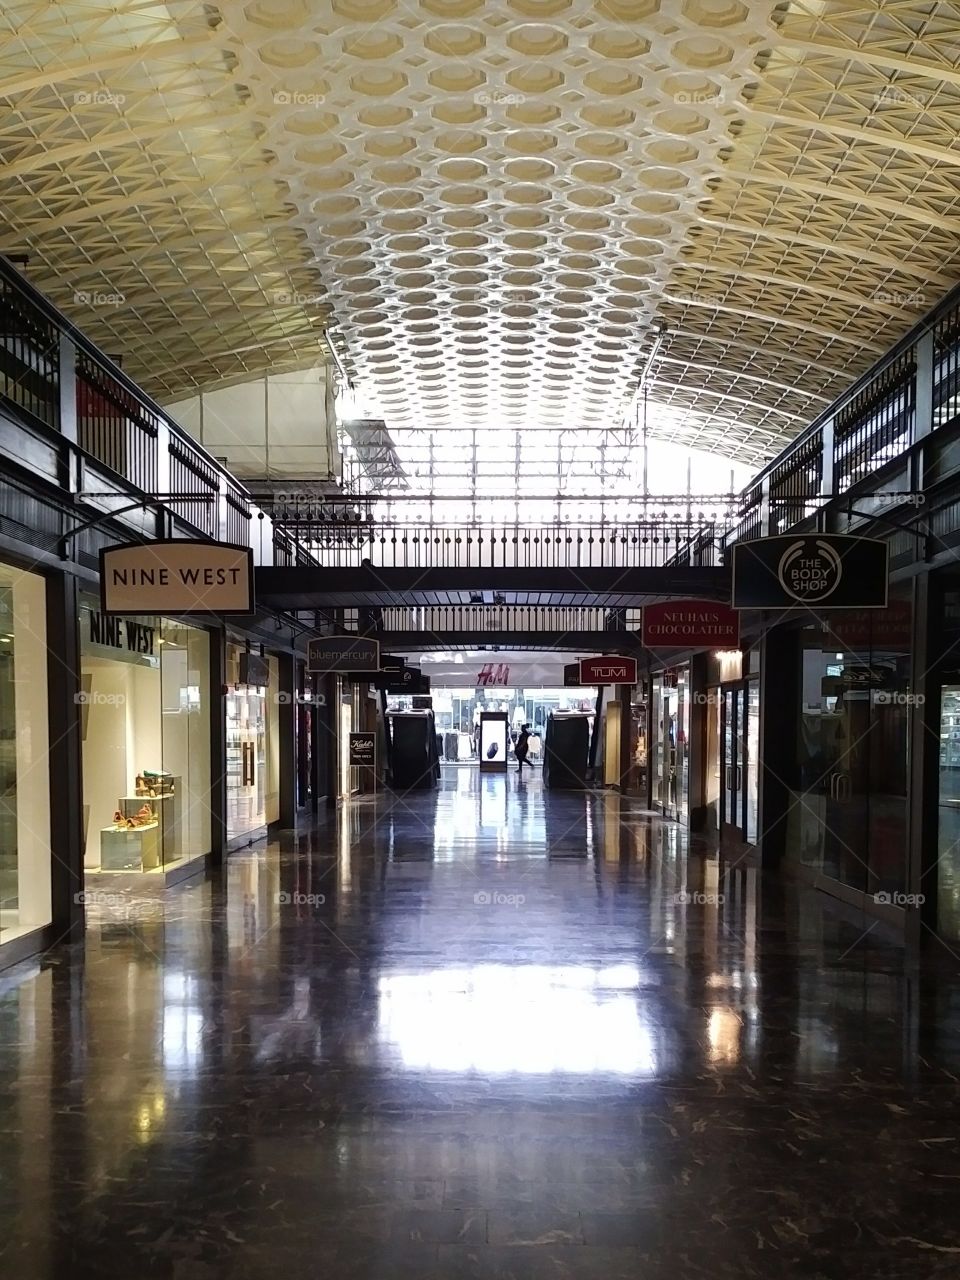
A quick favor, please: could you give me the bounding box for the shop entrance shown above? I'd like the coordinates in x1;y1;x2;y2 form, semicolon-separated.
720;681;759;846
937;681;960;939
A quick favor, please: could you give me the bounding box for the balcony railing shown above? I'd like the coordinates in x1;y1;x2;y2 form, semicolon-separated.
0;256;270;560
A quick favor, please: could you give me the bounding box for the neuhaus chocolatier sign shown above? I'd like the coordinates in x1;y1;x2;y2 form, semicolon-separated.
643;601;740;648
100;541;254;615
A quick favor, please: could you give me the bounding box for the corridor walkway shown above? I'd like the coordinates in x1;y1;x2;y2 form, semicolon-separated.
2;771;960;1278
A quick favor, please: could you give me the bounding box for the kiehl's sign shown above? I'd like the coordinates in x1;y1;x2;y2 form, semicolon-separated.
643;601;740;648
100;541;254;616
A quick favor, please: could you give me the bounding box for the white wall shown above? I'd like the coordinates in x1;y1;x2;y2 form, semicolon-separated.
164;366;341;480
11;571;51;928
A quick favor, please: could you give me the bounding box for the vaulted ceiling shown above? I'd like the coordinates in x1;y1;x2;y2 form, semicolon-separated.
2;0;959;469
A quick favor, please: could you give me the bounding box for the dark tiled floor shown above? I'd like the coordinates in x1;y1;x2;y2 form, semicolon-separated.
2;767;960;1277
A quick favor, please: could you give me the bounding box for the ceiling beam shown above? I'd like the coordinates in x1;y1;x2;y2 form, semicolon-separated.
717;166;960;235
743;104;960;172
0;31;224;99
660;290;887;353
0;106;260;181
773;35;960;91
671;261;904;312
694;216;955;285
653;353;832;402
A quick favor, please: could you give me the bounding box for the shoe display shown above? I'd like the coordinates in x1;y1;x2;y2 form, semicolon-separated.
486;741;500;759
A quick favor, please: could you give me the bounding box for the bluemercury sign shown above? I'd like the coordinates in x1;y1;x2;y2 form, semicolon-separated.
732;535;889;609
578;656;638;684
100;541;254;615
643;601;739;648
349;732;376;767
307;636;380;673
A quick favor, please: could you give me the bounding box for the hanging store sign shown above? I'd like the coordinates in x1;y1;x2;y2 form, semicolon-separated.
731;535;888;609
238;652;270;688
307;636;380;673
578;656;638;685
100;540;254;616
563;661;581;688
825;600;912;651
349;732;376;767
642;601;740;648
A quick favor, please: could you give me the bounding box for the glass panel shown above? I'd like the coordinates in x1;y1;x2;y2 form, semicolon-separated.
226;642;269;839
939;684;960;938
722;689;736;829
745;682;759;844
0;566;51;938
160;621;211;867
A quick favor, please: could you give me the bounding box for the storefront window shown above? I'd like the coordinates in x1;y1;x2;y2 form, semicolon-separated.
225;644;277;841
651;668;690;820
786;592;912;896
81;596;212;876
0;565;51;939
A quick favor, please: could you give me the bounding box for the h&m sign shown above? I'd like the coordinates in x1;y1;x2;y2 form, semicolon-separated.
88;609;156;656
101;540;254;616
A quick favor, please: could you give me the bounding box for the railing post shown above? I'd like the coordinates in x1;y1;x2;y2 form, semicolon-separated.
59;331;77;446
820;418;835;499
156;418;171;505
760;475;771;537
914;331;934;443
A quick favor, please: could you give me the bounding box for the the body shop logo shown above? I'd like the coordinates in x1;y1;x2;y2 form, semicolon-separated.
777;539;844;603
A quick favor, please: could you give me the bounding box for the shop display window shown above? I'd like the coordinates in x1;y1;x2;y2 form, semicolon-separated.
80;598;211;876
0;565;52;939
226;645;278;838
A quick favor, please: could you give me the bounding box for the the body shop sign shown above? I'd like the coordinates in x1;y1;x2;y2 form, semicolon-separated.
100;541;254;615
643;601;739;648
732;535;888;609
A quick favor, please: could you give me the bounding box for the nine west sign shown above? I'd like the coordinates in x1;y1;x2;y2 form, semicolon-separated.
101;541;254;616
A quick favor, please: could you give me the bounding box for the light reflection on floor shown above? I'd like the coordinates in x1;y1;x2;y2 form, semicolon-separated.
377;963;657;1074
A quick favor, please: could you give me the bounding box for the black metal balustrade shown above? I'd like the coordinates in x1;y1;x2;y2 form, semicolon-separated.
276;517;720;571
378;605;643;632
0;255;257;553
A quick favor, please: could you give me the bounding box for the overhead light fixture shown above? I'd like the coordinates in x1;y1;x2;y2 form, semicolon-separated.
323;328;352;387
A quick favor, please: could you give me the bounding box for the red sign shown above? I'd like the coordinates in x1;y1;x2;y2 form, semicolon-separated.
476;662;510;686
826;600;911;651
642;601;740;649
579;656;638;685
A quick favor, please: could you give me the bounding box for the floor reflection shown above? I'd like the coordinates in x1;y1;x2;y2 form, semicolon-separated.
377;964;655;1075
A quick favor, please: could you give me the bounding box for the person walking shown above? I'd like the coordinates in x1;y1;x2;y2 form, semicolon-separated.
515;723;534;774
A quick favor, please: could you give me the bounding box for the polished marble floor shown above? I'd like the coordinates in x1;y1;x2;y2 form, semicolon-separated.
3;768;960;1278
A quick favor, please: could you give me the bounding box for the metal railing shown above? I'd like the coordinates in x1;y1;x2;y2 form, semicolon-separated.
378;605;643;632
0;256;270;559
279;517;721;570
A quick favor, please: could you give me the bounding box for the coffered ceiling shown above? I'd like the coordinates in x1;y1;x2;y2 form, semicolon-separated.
2;0;959;470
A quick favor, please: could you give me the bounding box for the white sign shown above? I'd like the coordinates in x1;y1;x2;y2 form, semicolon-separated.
101;541;254;615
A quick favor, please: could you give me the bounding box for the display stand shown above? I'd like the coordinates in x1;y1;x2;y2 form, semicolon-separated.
97;774;182;873
479;712;509;772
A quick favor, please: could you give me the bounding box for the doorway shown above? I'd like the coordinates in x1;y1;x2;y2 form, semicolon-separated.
720;680;759;846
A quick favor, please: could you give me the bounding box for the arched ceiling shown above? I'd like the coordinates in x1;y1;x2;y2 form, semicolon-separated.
2;0;959;469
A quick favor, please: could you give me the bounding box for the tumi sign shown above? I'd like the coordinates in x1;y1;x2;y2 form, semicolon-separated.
101;540;254;616
732;534;888;609
579;656;638;685
643;601;739;649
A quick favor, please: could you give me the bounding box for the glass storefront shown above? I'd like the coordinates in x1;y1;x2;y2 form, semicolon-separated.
785;592;912;897
0;564;51;939
225;644;278;841
387;687;597;764
650;667;690;821
80;598;211;876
